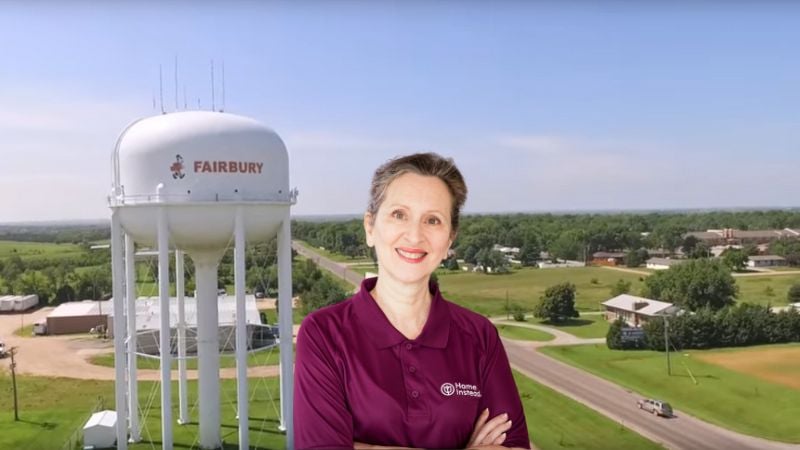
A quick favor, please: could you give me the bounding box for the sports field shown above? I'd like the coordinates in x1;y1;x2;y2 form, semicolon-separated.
693;344;800;390
540;344;800;443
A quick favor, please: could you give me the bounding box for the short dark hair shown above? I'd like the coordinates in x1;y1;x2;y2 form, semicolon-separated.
367;152;468;234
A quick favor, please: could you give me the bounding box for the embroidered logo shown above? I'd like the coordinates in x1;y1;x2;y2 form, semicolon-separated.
170;154;186;179
441;382;481;398
440;383;455;396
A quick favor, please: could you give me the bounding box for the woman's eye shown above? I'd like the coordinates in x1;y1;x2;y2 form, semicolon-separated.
391;210;406;220
427;217;441;225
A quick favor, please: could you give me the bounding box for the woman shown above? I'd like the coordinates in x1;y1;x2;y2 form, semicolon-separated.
294;153;530;449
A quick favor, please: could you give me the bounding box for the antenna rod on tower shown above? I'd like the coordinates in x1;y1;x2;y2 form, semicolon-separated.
211;59;216;112
159;65;165;114
184;86;188;110
221;60;226;113
174;55;179;111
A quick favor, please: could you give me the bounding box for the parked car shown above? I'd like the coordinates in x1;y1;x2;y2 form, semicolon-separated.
637;398;673;417
0;340;7;358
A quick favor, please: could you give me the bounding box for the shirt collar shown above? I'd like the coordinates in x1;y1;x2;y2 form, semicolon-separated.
354;277;451;350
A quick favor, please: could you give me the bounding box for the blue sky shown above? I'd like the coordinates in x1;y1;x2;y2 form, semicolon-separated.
1;1;799;222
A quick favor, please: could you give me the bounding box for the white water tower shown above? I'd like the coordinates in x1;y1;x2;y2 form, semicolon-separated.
108;111;297;449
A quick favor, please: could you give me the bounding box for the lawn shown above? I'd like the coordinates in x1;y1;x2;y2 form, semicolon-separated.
89;345;292;370
0;374;286;449
693;343;800;390
515;370;663;450
497;324;555;342
437;267;647;316
0;369;661;450
539;344;800;443
0;240;84;261
735;274;800;306
296;240;373;264
535;314;610;339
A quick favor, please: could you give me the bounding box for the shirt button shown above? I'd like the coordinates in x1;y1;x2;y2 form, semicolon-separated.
405;343;413;350
411;390;419;398
409;366;417;373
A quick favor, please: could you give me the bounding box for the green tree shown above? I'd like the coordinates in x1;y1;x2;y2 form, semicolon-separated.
721;248;749;272
649;224;686;255
610;279;632;297
298;276;349;315
625;249;648;268
681;235;699;256
788;284;800;304
533;282;579;323
15;271;53;302
518;243;540;267
550;230;584;261
444;257;460;271
643;259;736;311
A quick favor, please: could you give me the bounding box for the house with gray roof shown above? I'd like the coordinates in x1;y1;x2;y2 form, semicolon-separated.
602;294;680;328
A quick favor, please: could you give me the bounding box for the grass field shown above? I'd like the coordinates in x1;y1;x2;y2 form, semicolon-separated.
515;370;663;450
296;240;373;264
693;344;800;390
0;240;84;261
437;267;647;316
497;324;555;342
0;369;662;450
89;345;292;370
0;374;286;449
540;344;800;443
535;314;610;339
734;274;799;306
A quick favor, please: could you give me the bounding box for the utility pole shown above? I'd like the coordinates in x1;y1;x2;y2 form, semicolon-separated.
10;347;19;421
664;315;671;376
506;290;510;320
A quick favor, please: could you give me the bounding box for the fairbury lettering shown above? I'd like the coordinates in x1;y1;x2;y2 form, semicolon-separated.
193;160;264;174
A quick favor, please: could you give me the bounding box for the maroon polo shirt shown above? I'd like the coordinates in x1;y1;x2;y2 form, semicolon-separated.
294;277;530;449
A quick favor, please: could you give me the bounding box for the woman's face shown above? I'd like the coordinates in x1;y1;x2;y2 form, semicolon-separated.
365;172;454;286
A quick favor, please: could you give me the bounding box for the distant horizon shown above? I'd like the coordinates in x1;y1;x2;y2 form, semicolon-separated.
3;205;800;227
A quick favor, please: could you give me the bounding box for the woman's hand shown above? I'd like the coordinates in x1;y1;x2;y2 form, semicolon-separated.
465;408;513;448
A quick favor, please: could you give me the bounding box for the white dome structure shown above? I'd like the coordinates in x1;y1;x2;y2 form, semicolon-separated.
108;111;297;450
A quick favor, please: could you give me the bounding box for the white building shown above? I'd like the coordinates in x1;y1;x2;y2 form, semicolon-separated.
602;294;680;327
747;255;786;268
646;257;688;270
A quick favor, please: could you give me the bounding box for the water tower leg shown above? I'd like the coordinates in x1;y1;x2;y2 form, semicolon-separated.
157;209;174;450
176;250;189;425
124;234;140;442
195;256;221;449
111;211;129;450
234;208;249;449
278;216;294;449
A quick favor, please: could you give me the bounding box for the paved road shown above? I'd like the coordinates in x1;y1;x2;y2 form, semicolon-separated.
292;241;364;288
505;340;799;450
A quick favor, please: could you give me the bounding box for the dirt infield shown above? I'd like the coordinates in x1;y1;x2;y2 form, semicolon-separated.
695;345;800;390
